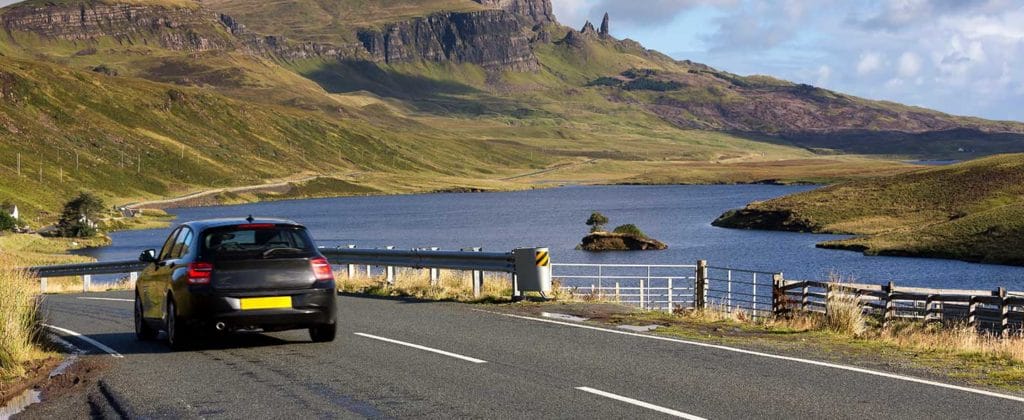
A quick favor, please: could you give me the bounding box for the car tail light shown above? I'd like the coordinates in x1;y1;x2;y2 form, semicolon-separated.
187;262;214;285
311;257;334;282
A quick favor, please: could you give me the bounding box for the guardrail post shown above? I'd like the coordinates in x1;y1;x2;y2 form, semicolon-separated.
463;248;484;298
40;277;47;294
429;247;440;286
83;274;91;293
385;246;395;285
615;282;620;303
695;260;707;310
997;287;1009;337
884;281;895;328
346;245;356;279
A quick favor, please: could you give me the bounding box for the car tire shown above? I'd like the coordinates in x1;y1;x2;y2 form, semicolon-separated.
135;294;157;341
165;299;191;351
309;322;336;343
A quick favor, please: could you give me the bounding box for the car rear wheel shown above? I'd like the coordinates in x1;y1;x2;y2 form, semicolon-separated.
165;299;191;350
309;323;336;343
135;294;157;341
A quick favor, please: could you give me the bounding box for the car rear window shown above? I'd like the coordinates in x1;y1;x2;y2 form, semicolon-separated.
201;225;316;261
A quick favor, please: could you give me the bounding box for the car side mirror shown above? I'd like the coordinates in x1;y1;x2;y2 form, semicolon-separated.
139;249;158;263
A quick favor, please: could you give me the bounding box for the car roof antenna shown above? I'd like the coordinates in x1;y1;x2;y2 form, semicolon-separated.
246;215;255;223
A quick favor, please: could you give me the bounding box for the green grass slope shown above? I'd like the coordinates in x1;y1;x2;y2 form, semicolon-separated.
713;154;1024;265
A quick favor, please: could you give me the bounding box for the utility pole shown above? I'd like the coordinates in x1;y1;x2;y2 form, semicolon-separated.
16;153;20;176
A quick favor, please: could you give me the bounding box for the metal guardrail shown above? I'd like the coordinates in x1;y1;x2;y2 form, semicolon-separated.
22;246;551;297
319;247;514;272
27;260;146;278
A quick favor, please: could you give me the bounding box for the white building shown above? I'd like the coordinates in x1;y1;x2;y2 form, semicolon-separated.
2;204;16;220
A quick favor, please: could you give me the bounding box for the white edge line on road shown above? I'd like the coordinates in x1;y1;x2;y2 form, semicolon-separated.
354;333;487;364
480;310;1024;404
43;324;124;358
576;387;706;420
77;297;134;302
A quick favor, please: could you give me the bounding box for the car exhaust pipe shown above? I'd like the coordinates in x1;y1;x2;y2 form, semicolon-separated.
215;322;226;331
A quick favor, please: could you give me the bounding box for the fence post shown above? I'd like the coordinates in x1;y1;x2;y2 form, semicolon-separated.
429;247;440;286
967;295;977;329
825;284;833;318
771;273;784;317
346;245;356;279
884;281;895;328
801;283;810;313
667;278;674;314
726;270;733;311
997;287;1009;337
40;277;48;294
83;274;91;293
695;260;707;310
639;279;645;309
924;294;935;323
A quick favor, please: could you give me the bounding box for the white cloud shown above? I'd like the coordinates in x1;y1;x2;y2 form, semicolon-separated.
856;52;884;75
816;64;832;86
897;52;922;77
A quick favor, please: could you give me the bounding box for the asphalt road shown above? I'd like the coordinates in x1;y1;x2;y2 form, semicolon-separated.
20;292;1024;419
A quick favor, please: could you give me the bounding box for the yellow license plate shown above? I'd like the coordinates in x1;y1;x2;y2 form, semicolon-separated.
240;296;292;311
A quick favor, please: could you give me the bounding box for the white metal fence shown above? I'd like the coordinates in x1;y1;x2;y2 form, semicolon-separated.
552;262;782;317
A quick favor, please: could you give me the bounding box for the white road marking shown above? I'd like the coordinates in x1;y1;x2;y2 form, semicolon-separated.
77;297;134;302
482;310;1024;404
354;333;487;364
577;387;706;419
43;324;124;358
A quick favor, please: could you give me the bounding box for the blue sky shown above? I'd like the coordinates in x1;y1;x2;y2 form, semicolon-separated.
553;0;1024;122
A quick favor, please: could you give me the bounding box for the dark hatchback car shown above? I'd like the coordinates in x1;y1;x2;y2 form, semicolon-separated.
135;218;337;349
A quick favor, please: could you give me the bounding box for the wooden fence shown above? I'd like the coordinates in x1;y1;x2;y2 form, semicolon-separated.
772;279;1024;335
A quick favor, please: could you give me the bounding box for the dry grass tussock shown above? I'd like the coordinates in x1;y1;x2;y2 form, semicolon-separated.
0;252;48;379
337;268;513;302
877;322;1024;363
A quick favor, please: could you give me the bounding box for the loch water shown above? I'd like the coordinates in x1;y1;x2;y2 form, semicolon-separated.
77;185;1024;291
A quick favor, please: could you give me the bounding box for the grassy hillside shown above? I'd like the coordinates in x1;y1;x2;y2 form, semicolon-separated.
713;154;1024;265
3;0;1017;231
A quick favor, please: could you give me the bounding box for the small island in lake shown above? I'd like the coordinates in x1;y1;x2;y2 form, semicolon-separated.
579;212;667;252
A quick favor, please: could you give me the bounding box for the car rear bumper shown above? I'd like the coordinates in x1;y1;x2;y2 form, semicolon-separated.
177;286;337;332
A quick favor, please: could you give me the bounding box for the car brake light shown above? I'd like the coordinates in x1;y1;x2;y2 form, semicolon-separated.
311;257;334;282
187;262;214;285
237;223;275;230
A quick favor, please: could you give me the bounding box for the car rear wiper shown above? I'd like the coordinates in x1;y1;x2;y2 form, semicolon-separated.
262;247;305;258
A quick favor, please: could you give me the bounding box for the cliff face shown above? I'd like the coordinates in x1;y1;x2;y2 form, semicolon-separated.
474;0;554;26
0;3;231;52
356;10;538;71
0;1;543;72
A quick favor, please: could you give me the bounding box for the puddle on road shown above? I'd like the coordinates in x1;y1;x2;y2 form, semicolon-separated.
0;388;42;419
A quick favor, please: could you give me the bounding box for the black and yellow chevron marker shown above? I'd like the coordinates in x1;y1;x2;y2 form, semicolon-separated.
535;250;550;267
